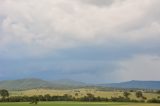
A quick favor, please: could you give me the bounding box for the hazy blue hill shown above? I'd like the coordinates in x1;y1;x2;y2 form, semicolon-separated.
0;78;53;90
0;78;87;90
100;80;160;89
0;79;160;90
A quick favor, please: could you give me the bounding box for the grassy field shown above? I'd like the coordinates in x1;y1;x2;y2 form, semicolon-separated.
10;89;159;100
0;102;159;106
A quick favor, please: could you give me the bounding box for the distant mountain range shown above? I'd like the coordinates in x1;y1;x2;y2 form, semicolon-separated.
0;78;87;90
100;80;160;90
0;78;160;90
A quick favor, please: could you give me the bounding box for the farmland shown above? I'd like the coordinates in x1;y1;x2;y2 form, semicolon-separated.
0;102;159;106
10;88;159;100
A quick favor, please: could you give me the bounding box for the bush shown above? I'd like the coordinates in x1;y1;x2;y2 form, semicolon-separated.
147;98;160;103
157;90;160;94
135;91;143;98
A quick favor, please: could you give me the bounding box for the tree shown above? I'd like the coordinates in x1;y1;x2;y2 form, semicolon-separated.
86;93;95;102
38;95;43;101
44;94;51;101
0;89;9;100
135;91;143;98
75;93;79;97
30;96;38;105
123;91;130;98
157;90;160;94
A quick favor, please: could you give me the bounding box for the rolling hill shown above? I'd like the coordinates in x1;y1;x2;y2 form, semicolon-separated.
0;78;87;90
0;78;52;90
0;79;160;90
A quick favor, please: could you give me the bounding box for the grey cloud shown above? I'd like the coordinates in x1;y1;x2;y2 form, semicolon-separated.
116;55;160;81
0;0;160;82
0;0;160;57
81;0;115;7
0;57;119;83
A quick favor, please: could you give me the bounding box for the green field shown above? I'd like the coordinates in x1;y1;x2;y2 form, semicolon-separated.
0;102;159;106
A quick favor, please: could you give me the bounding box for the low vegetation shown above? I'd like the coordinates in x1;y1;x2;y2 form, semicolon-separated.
0;102;160;106
0;89;160;104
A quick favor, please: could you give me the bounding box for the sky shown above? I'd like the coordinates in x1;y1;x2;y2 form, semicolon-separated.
0;0;160;83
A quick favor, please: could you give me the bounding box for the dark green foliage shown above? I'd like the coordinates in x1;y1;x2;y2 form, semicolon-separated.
44;94;51;101
29;96;38;105
147;98;160;103
123;91;130;98
75;93;79;96
0;89;9;99
79;95;108;102
135;91;143;98
142;96;147;100
157;90;160;94
0;95;146;103
109;96;145;103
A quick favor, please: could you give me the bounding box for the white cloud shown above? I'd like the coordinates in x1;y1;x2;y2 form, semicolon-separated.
116;55;160;81
0;0;160;56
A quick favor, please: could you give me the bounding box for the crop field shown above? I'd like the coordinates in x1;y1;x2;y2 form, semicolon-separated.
0;102;159;106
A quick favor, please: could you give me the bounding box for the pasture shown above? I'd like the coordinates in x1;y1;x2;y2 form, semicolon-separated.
0;102;159;106
10;89;159;100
